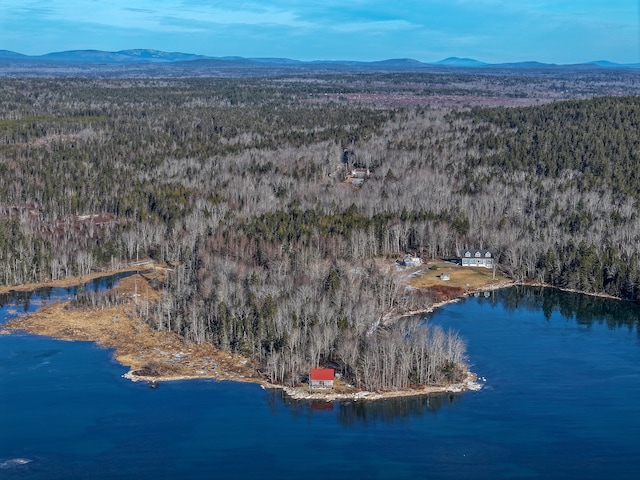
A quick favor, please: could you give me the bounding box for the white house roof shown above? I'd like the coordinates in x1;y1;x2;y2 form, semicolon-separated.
461;249;493;258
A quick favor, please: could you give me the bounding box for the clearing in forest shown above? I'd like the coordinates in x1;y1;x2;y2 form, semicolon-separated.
407;260;510;290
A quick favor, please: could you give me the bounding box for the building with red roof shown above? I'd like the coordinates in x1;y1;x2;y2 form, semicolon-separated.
310;368;335;391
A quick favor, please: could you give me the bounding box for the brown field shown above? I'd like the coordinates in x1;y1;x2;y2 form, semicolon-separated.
407;259;511;290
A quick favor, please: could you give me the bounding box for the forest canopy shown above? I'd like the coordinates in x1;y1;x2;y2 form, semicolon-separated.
1;73;638;390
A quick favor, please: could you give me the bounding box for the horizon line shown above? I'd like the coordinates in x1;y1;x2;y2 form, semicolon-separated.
1;48;639;67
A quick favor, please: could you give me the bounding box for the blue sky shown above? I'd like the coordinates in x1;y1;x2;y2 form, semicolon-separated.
1;1;638;64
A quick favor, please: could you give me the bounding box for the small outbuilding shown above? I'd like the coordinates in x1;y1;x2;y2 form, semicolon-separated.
440;272;451;281
310;368;335;391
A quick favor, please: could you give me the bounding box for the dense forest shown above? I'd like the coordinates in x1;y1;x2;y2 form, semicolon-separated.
1;73;638;390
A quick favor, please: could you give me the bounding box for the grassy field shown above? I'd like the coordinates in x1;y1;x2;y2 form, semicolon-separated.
407;260;511;290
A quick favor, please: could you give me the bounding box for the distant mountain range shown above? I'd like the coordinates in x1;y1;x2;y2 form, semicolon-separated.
1;49;638;70
0;49;208;63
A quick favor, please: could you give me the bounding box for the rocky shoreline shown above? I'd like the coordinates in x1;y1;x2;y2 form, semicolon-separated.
120;369;483;401
275;372;483;402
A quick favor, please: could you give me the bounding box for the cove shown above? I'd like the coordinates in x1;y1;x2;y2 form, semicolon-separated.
0;272;137;321
1;284;639;479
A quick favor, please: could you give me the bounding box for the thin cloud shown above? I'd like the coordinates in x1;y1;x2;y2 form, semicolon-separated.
124;8;157;15
330;19;418;34
5;1;313;32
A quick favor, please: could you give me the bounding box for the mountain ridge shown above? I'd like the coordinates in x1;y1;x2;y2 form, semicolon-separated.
0;49;638;69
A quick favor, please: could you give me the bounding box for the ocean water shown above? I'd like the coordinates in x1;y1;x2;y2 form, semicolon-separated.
1;285;639;479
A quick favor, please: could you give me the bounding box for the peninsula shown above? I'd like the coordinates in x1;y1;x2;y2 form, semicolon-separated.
3;260;501;400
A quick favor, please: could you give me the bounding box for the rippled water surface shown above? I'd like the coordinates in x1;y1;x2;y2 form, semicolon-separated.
1;285;639;479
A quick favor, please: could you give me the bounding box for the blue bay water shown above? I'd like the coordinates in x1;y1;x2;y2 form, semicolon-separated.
1;285;639;479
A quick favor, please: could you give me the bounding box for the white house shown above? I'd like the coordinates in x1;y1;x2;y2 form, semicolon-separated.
403;254;422;267
351;168;370;178
461;249;494;268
